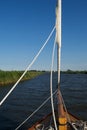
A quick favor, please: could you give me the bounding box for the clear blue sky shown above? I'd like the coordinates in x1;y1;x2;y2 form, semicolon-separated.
0;0;87;71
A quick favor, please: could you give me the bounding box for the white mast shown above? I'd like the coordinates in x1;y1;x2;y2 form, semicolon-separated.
56;0;61;89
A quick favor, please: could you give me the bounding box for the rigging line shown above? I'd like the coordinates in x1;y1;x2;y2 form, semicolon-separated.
50;34;57;130
59;90;71;124
0;26;56;106
15;89;58;130
60;92;77;130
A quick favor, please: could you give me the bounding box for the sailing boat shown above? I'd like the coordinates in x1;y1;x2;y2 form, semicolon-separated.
0;0;87;130
28;0;87;130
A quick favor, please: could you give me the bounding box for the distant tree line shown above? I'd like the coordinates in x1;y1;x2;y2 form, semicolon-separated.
61;69;87;74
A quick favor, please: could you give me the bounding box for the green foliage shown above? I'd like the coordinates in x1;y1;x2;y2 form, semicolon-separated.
0;70;43;86
61;70;87;74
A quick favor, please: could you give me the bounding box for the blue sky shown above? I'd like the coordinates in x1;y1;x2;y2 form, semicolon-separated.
0;0;87;71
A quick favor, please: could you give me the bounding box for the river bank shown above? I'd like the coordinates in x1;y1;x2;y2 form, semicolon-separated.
0;73;87;129
0;69;87;86
0;70;44;86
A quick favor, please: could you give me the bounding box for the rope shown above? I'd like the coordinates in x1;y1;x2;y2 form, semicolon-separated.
0;26;55;106
58;90;78;129
59;88;80;130
50;34;57;130
59;90;71;123
15;89;58;130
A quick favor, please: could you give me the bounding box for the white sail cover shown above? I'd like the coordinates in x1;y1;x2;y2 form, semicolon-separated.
56;0;61;48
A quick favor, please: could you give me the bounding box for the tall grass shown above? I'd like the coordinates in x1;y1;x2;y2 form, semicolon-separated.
0;70;43;86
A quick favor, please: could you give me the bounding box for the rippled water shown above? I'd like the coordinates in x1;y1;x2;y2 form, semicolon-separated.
0;73;87;130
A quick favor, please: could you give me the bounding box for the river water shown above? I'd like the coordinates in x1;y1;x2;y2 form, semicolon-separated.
0;73;87;130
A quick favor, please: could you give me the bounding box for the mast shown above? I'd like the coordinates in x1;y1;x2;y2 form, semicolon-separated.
56;0;61;89
56;0;67;129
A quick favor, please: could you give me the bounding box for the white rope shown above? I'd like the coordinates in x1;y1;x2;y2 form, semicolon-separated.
59;91;78;130
15;89;58;130
59;90;71;123
0;26;55;106
50;34;57;130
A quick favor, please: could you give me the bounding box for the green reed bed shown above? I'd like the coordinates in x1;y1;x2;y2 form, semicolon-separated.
0;70;43;86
